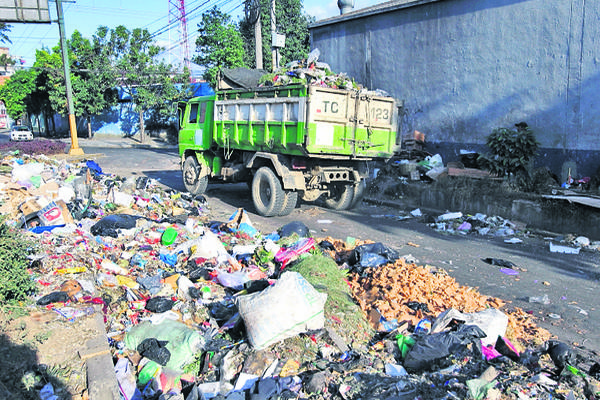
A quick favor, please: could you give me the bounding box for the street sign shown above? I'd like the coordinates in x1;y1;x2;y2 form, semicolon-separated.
0;0;51;23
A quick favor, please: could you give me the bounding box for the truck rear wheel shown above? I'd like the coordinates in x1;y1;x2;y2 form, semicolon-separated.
183;156;208;195
349;179;366;209
279;190;299;216
252;167;286;217
324;183;354;210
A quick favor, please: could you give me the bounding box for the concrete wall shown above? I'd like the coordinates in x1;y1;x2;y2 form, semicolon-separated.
310;0;600;178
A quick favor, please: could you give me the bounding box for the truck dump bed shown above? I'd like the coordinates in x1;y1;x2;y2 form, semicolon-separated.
213;84;397;159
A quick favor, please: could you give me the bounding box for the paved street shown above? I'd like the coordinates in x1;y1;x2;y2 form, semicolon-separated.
72;139;600;357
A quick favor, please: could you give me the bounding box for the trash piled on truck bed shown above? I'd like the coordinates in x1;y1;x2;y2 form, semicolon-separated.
258;49;389;98
1;152;600;400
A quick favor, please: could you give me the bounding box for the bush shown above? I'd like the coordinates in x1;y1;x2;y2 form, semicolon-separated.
0;219;36;303
479;123;539;189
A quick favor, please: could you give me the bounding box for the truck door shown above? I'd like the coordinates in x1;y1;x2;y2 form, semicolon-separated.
178;97;214;156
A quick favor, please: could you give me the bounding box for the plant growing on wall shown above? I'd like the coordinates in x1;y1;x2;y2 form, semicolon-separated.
479;123;539;187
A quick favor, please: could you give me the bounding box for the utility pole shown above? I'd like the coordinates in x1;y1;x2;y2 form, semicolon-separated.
56;0;83;155
255;14;262;70
270;0;276;71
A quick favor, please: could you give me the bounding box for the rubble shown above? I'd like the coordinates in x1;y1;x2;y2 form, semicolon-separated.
0;151;599;400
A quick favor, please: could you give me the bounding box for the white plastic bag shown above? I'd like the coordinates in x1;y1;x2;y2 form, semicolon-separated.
235;271;327;349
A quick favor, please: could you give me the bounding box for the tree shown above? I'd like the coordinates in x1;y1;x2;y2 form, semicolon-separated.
69;29;118;138
0;69;37;121
0;23;11;44
106;26;189;143
194;7;246;88
239;0;314;71
33;31;118;138
0;53;15;72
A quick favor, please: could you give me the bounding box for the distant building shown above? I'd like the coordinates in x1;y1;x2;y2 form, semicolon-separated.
0;100;8;129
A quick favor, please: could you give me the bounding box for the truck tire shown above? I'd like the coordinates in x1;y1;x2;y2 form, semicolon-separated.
349;179;366;209
324;183;354;210
252;167;286;217
183;156;208;195
279;190;299;216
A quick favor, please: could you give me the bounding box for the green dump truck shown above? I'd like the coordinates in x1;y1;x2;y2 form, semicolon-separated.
178;83;399;217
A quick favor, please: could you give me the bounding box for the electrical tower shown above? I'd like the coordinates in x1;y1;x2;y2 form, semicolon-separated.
169;0;191;73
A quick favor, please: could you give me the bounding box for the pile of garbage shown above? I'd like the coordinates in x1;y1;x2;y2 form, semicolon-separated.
429;211;524;238
259;49;389;97
1;152;600;400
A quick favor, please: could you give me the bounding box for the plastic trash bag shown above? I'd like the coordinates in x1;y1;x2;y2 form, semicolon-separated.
137;338;171;366
90;214;142;238
227;208;259;237
124;320;206;372
543;340;575;372
431;308;508;347
278;221;310;238
349;242;399;272
403;325;487;372
36;291;69;305
190;230;228;259
114;358;143;400
145;296;175;313
217;270;251;291
482;258;517;268
236;271;327;350
275;237;316;269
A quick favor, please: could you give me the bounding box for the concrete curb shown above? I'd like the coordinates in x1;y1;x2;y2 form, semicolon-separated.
78;307;120;400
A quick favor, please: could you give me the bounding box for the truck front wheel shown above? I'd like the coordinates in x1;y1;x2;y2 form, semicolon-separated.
324;183;354;210
183;156;208;195
252;167;286;217
279;190;299;216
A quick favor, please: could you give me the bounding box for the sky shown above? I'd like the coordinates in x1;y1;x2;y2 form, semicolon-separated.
5;0;384;68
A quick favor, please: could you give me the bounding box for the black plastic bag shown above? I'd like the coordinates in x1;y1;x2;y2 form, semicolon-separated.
482;258;517;268
279;221;310;238
406;301;430;313
137;338;171;366
243;279;270;294
319;240;336;251
90;214;142;238
145;296;175;313
589;362;600;380
495;336;520;362
36;291;69;305
403;325;486;372
349;242;400;271
543;340;574;372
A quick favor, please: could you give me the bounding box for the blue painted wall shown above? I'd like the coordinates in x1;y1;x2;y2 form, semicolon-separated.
41;82;215;138
310;0;600;178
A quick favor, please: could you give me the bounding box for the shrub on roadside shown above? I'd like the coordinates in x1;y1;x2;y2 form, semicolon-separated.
0;218;36;303
478;123;539;190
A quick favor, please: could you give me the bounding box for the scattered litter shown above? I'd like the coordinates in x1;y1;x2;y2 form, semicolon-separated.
499;267;519;276
410;208;422;217
549;242;581;254
528;294;550;305
0;151;596;400
504;237;523;244
482;258;517;268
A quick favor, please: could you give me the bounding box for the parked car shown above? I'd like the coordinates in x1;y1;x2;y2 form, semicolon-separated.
10;126;33;141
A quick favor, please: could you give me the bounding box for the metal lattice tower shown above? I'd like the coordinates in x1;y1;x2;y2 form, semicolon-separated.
169;0;191;72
